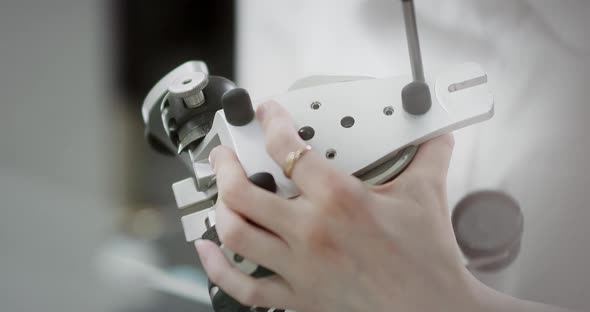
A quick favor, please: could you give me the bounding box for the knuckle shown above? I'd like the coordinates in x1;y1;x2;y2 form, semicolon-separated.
257;100;278;121
218;220;245;249
221;180;249;209
322;177;364;207
302;220;335;252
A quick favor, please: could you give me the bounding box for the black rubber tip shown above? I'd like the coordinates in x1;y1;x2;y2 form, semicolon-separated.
222;88;255;126
248;172;277;193
401;81;432;115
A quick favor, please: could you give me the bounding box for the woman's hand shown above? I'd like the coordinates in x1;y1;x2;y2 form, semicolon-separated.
195;100;480;312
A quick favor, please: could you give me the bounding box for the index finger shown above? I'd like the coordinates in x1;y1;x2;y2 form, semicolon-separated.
256;101;357;201
210;145;298;238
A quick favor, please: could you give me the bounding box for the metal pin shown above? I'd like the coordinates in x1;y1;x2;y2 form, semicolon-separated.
402;0;425;82
400;0;432;115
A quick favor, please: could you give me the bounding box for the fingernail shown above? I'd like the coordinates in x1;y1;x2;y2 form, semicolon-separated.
208;150;218;172
256;101;269;121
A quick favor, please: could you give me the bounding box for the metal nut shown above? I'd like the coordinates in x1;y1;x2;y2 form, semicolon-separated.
168;72;209;108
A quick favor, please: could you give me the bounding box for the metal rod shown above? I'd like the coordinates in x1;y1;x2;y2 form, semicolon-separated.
401;0;425;82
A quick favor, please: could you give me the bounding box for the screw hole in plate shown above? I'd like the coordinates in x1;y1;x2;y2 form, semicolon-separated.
326;149;337;159
233;254;244;263
340;116;355;128
383;106;394;116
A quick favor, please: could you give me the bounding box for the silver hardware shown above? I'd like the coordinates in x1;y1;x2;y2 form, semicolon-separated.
168;72;209;108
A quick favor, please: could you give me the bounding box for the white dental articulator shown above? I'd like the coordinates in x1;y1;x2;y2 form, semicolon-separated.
141;1;494;311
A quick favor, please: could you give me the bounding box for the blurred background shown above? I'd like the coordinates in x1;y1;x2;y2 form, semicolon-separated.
1;0;589;311
0;0;235;311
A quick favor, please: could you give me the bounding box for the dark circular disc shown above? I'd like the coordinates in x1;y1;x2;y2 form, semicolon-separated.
452;190;523;262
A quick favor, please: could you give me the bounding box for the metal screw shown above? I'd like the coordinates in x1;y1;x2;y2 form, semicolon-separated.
233;254;244;263
383;106;394;116
326;149;337;159
311;101;321;110
168;71;209;108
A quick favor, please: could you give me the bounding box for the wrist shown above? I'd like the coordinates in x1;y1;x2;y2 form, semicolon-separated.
460;271;575;312
440;264;507;312
459;271;499;312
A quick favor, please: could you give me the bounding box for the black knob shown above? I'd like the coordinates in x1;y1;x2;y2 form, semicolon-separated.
222;88;255;126
298;126;315;141
401;81;432;115
248;172;277;193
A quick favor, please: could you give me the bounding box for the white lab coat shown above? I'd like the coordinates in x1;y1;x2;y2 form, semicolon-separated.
237;1;590;310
